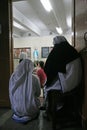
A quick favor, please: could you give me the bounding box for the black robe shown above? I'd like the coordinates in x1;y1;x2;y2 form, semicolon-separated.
44;41;80;87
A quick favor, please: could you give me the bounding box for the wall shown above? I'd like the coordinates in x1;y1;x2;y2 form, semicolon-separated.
14;36;54;61
74;0;87;128
75;0;87;51
13;35;71;69
0;0;13;107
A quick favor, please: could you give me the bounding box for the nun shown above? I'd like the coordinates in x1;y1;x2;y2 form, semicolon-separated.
9;59;41;123
44;35;82;93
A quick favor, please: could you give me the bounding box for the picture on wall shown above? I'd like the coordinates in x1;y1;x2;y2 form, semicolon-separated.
13;48;31;59
41;47;49;58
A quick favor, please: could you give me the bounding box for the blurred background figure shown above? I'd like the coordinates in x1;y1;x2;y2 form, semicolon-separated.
33;48;39;61
19;49;27;60
36;61;47;109
33;60;39;75
37;61;47;89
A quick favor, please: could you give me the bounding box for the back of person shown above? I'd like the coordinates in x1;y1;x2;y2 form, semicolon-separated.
20;49;27;60
37;61;47;88
43;35;83;121
44;35;83;93
9;59;41;122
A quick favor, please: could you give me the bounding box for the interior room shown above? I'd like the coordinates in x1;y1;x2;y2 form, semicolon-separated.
12;0;73;69
0;0;87;129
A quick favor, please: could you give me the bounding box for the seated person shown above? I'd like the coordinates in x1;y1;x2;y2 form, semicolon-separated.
43;36;82;113
37;61;47;88
33;60;39;75
19;49;27;60
9;59;41;123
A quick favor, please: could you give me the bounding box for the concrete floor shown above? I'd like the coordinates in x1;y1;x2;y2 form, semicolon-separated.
0;108;85;130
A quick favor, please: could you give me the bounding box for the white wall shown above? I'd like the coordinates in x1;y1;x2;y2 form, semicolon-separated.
14;36;54;61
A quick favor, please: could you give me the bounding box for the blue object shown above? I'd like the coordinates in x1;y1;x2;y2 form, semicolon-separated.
12;114;31;123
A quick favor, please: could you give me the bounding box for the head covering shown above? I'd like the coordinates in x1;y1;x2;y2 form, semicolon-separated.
20;51;27;60
44;35;80;87
53;36;67;45
19;50;28;63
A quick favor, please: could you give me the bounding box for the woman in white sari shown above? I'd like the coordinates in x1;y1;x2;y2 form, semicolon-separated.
9;59;41;123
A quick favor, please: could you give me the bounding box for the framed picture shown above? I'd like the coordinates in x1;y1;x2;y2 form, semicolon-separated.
41;47;49;58
13;48;31;59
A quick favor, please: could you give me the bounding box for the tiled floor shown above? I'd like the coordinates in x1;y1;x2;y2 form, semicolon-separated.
0;108;85;130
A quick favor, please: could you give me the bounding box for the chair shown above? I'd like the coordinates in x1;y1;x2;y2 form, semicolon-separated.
46;83;83;130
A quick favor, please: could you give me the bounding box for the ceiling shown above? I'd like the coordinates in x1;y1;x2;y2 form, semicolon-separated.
12;0;73;38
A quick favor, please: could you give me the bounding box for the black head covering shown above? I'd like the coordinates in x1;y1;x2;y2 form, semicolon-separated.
44;36;80;86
